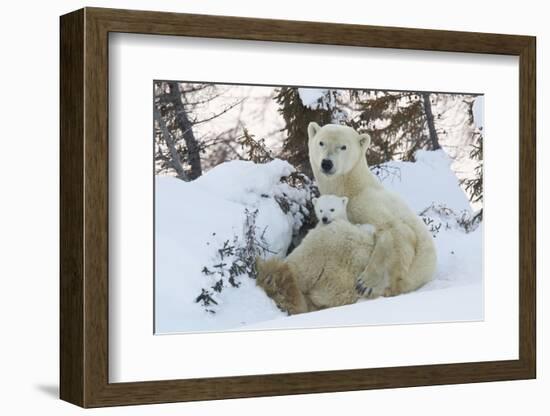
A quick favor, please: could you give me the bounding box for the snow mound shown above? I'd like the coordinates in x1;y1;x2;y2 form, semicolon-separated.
155;160;300;333
194;159;294;205
379;150;472;214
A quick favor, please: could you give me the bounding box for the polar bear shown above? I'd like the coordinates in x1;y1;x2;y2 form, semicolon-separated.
307;122;436;297
312;194;349;225
256;217;375;314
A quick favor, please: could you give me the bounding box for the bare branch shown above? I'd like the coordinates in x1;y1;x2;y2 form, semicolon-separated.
190;98;245;126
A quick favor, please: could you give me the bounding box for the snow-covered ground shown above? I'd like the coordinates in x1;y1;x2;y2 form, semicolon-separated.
155;151;482;334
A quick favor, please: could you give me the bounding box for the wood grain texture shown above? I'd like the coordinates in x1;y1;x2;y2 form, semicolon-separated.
88;7;532;54
518;37;537;376
59;8;84;407
84;9;110;406
59;7;537;408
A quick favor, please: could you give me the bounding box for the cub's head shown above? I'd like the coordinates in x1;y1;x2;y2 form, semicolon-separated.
312;194;349;225
307;122;371;177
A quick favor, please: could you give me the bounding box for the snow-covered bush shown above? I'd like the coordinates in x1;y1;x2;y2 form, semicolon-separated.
237;128;319;245
419;203;481;237
273;171;319;248
195;209;273;314
193;166;318;314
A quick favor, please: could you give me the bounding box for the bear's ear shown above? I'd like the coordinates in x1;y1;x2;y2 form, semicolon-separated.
308;122;321;141
342;196;348;206
359;133;371;152
312;197;318;207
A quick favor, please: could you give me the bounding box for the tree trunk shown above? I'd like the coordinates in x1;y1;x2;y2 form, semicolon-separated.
153;105;189;181
422;92;441;150
167;82;203;179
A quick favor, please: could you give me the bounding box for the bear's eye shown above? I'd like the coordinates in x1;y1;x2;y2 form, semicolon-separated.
341;145;347;150
330;208;335;212
319;141;324;146
319;209;323;213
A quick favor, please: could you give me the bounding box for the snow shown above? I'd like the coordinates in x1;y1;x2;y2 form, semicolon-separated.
242;284;481;330
297;88;327;107
155;160;296;333
430;94;483;210
155;151;482;334
380;150;472;213
193;159;292;205
473;95;484;130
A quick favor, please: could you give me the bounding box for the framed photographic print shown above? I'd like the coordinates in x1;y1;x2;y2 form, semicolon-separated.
60;7;536;408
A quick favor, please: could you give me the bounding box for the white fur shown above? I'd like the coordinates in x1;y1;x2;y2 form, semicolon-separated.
256;220;377;313
312;194;349;225
314;194;377;238
308;122;436;296
358;223;377;236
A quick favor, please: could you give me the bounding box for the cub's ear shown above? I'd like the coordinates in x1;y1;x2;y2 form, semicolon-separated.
308;122;321;140
312;197;318;207
342;196;348;206
359;133;371;151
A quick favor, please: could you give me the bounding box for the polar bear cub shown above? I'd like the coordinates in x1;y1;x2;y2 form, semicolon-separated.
256;219;375;314
256;195;378;314
312;194;349;225
313;194;377;236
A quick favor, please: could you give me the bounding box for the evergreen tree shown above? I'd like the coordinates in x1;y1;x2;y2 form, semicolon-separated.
275;87;332;177
461;127;483;222
237;128;274;163
352;90;441;164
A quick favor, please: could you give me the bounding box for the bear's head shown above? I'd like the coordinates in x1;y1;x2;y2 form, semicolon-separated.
307;122;371;177
312;194;349;225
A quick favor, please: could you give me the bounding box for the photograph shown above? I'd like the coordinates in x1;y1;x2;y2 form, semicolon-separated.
153;81;484;334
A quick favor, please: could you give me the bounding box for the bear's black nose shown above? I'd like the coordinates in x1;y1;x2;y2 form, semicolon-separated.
322;217;329;224
321;159;333;172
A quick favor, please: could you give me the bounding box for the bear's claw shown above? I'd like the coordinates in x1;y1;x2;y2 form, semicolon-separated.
355;281;373;297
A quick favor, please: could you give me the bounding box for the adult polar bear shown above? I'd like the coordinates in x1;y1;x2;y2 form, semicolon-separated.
308;122;436;297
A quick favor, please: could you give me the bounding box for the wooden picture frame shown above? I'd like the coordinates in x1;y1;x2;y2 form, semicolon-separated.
60;7;536;408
